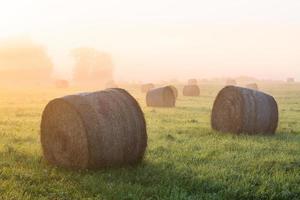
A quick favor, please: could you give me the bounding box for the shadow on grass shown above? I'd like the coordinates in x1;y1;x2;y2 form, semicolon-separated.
1;135;300;199
75;161;225;199
0;146;225;199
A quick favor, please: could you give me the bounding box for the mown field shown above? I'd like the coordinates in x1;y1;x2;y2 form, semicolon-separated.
0;83;300;200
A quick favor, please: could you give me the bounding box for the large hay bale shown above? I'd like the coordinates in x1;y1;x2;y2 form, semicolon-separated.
183;85;200;96
287;78;295;83
211;86;278;135
168;85;178;98
55;79;69;88
41;88;147;169
246;83;258;90
146;86;176;107
141;83;155;93
226;79;237;86
188;79;198;85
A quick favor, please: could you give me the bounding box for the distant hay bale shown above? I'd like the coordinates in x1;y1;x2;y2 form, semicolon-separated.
188;79;198;85
211;86;278;135
41;88;147;169
146;86;176;107
183;85;200;96
105;80;118;88
246;83;258;90
141;83;155;93
287;78;295;83
55;80;69;88
168;85;178;98
226;79;237;86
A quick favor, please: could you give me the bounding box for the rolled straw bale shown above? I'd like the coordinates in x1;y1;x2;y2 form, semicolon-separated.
146;86;176;107
287;78;295;83
168;85;178;98
41;88;147;169
211;86;278;135
183;85;200;96
141;83;155;93
246;83;258;90
55;79;69;88
188;79;198;85
226;79;237;86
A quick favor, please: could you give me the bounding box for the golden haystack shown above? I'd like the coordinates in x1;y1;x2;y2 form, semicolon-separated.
41;88;147;169
146;86;176;107
141;83;155;93
211;86;278;135
287;78;295;83
168;85;178;98
183;85;200;96
188;79;198;85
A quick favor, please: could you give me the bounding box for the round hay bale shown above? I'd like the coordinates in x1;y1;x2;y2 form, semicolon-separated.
183;85;200;96
246;83;258;90
287;78;295;83
211;86;278;135
55;79;69;88
168;85;178;98
146;86;176;107
188;79;198;85
226;79;237;86
40;88;147;169
141;83;155;93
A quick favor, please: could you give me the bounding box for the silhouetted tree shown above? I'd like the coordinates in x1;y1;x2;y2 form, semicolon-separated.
0;38;53;84
71;47;114;86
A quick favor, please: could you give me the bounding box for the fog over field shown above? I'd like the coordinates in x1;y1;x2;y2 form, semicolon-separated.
0;0;300;82
1;1;300;199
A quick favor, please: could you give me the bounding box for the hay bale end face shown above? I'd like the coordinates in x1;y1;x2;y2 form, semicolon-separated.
188;79;198;85
211;86;278;135
246;83;258;90
146;86;176;107
287;78;295;83
141;83;155;93
183;85;200;96
41;88;147;169
168;85;178;98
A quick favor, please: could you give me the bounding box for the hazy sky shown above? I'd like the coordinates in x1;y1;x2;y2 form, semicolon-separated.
0;0;300;81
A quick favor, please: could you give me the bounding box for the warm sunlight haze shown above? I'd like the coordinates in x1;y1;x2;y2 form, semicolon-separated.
0;0;299;81
1;1;300;199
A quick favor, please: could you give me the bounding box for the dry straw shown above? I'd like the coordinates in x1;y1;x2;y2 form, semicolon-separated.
183;85;200;96
287;78;295;83
211;86;278;135
146;86;176;107
168;85;178;98
141;83;155;93
41;88;147;169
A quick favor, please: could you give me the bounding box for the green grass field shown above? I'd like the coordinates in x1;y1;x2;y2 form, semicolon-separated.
0;83;300;200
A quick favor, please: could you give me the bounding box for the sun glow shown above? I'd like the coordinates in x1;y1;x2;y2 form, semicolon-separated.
0;0;300;81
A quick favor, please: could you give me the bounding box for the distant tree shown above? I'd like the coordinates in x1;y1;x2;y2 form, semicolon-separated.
0;38;53;84
71;47;114;85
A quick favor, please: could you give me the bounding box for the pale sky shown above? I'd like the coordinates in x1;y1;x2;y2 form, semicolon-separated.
0;0;300;81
